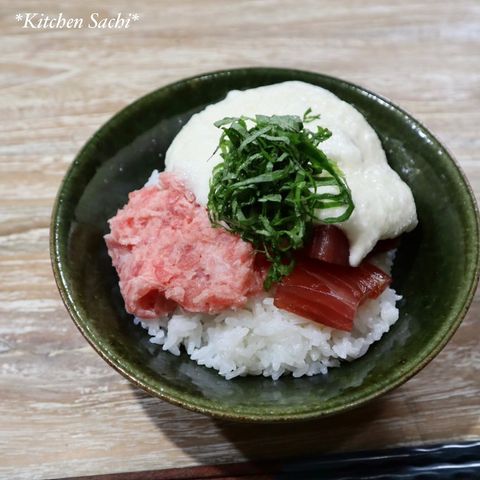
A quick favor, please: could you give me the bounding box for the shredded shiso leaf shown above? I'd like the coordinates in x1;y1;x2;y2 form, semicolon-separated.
207;109;354;289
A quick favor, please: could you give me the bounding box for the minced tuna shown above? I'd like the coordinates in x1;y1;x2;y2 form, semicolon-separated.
105;172;263;319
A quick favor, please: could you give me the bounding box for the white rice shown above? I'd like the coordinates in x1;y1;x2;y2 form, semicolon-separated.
134;251;400;380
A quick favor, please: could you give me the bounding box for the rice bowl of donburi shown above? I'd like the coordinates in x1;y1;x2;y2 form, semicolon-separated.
51;68;479;421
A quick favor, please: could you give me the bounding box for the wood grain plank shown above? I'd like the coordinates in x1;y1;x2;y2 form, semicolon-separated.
0;0;479;478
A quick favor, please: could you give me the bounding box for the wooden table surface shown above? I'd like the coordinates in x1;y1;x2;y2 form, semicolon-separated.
1;0;479;478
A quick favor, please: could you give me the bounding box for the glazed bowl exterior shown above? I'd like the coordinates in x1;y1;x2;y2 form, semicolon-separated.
51;68;479;422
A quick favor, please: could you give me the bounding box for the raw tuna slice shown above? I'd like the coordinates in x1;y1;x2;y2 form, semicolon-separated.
105;172;264;319
306;225;350;265
307;225;400;265
274;258;391;331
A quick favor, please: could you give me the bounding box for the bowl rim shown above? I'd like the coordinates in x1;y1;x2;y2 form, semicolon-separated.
50;67;480;422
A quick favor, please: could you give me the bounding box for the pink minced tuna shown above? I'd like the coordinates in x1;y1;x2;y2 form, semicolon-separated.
105;172;263;319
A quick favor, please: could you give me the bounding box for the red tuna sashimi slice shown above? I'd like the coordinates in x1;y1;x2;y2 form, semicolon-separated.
344;262;392;300
307;225;400;266
274;258;391;331
306;225;350;265
105;172;264;319
274;263;359;331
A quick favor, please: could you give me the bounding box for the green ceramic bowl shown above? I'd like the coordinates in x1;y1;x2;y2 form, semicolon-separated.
51;68;479;422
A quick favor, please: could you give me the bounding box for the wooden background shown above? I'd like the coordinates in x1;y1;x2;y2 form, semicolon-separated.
1;0;479;478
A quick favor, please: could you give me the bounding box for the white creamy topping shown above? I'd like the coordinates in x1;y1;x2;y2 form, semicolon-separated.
165;81;417;266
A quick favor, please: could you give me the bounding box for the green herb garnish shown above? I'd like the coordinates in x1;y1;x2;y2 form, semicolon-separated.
207;109;354;289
